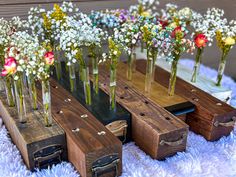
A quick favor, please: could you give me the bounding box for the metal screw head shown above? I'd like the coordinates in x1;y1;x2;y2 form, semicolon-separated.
97;131;106;136
72;128;80;133
81;114;88;118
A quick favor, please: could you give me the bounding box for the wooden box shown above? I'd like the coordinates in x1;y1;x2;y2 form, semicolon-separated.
116;62;195;121
55;62;132;144
136;59;236;141
37;79;122;177
0;91;67;171
97;65;189;159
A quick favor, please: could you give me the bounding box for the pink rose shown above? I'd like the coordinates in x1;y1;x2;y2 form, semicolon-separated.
1;57;17;76
44;51;55;65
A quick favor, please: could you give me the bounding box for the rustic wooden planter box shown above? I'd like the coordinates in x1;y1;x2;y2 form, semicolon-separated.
54;63;132;144
97;65;189;160
116;62;195;121
37;79;122;177
136;59;236;141
0;91;67;171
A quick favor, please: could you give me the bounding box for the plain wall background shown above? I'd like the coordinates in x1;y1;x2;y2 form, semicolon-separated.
0;0;235;78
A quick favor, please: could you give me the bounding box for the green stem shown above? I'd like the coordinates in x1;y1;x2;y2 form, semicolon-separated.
14;74;26;123
82;67;92;105
132;50;137;73
216;50;228;86
145;48;155;93
92;56;99;94
42;79;52;127
110;68;116;110
5;77;15;107
55;60;62;81
127;53;133;81
168;57;180;96
191;48;203;83
28;74;38;110
69;64;76;92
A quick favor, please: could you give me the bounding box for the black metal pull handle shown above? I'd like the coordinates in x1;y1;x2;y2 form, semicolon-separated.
34;144;63;169
92;154;120;177
214;116;236;127
160;133;187;146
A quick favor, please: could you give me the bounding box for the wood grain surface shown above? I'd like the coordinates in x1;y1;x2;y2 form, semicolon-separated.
136;59;236;141
96;64;189;159
36;79;122;177
0;90;66;170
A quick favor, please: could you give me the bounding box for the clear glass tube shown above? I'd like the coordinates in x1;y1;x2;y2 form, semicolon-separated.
216;51;228;86
168;59;179;96
110;68;117;110
42;79;52;127
27;74;38;110
14;75;27;123
92;56;99;94
191;48;203;83
4;77;15;107
69;64;76;92
82;67;91;105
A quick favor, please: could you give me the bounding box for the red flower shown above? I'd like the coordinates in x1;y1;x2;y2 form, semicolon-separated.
159;20;169;29
1;57;17;76
44;51;54;65
171;26;185;39
194;33;208;48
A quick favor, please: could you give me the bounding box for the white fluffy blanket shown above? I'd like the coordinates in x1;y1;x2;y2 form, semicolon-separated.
0;59;236;177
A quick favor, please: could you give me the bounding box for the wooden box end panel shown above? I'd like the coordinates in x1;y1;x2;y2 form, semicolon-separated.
67;132;122;177
132;114;188;160
0;92;67;170
187;109;236;141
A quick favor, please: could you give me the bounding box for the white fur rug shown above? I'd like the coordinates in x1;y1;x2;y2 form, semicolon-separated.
0;59;236;177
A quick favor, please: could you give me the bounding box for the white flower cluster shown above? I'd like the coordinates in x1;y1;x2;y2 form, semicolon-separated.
160;3;178;20
60;16;107;66
191;8;227;46
129;0;160;16
90;10;121;29
10;31;50;80
220;20;236;40
45;2;80;42
28;7;46;40
0;17;24;47
114;22;140;55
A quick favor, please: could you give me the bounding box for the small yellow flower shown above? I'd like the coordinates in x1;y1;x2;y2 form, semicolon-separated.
169;22;178;28
141;11;151;17
224;37;235;46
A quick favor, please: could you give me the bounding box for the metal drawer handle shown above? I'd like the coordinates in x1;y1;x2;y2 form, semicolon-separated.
214;116;236;127
34;144;63;169
92;154;120;177
106;120;128;143
160;133;187;146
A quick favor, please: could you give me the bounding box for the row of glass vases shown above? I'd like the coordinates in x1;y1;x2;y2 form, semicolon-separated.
2;74;52;127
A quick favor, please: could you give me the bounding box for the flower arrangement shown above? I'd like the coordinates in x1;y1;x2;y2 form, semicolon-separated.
103;37;122;110
167;26;195;96
60;13;106;104
190;8;227;82
0;17;24;107
215;20;236;86
140;22;172;93
114;22;140;80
